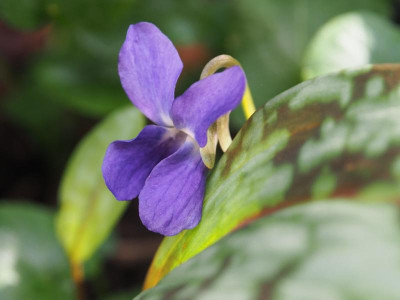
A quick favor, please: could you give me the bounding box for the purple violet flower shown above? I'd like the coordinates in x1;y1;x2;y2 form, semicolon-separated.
102;22;245;236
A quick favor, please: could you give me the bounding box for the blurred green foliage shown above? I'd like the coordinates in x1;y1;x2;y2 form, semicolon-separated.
0;202;74;300
303;11;400;79
229;0;391;124
2;0;393;137
2;0;400;298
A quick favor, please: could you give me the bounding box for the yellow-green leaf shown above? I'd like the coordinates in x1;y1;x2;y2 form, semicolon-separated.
56;106;144;264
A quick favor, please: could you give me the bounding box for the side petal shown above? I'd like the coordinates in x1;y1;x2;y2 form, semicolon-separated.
119;22;183;126
139;140;208;236
170;66;245;147
102;125;186;201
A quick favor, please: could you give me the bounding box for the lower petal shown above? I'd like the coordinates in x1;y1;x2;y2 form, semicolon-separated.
139;140;208;236
102;125;186;201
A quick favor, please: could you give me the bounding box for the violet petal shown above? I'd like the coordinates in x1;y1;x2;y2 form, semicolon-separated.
102;125;186;201
139;140;208;235
119;22;183;126
170;66;246;147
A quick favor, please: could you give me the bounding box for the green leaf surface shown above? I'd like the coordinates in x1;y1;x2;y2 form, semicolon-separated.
302;12;400;80
144;64;400;288
56;106;145;264
229;0;391;125
136;201;400;300
0;202;74;299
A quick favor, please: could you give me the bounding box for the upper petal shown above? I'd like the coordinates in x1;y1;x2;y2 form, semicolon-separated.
102;125;186;201
119;22;183;126
139;140;208;236
170;66;246;147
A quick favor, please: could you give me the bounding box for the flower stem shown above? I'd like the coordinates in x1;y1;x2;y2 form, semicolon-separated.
200;54;256;120
199;122;218;169
199;54;256;162
70;261;86;300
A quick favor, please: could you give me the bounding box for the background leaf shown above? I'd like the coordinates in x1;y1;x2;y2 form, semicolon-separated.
136;201;400;299
302;11;400;80
228;0;391;124
0;202;74;299
56;106;145;265
144;64;400;288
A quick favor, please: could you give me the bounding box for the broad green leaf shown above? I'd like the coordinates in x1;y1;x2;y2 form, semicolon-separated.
56;106;145;264
0;202;73;299
302;12;400;80
144;64;400;288
136;201;400;299
228;0;391;125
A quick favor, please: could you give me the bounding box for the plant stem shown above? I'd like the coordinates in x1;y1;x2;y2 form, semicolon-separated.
71;261;85;300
